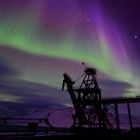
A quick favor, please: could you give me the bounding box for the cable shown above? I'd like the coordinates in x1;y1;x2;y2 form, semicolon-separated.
74;73;85;83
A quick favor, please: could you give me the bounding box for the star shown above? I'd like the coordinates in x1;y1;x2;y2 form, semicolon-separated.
27;32;31;35
86;18;90;22
134;35;138;39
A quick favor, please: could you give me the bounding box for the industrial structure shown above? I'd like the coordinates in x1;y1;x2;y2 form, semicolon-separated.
62;67;112;128
1;66;140;138
62;66;140;130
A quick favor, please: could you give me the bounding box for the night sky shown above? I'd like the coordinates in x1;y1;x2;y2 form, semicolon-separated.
0;0;140;117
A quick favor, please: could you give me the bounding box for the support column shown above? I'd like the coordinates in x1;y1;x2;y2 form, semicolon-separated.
115;103;120;129
127;102;132;130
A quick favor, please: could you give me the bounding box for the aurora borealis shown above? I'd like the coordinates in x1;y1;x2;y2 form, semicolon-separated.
0;0;140;116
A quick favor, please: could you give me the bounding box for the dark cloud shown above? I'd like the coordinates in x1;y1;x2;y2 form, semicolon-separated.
0;58;18;77
99;79;133;89
0;79;70;117
99;79;133;97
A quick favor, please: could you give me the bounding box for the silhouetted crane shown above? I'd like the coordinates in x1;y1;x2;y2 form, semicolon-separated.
62;67;112;128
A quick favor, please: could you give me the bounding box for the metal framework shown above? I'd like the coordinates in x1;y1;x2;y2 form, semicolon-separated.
62;67;111;128
0;117;53;128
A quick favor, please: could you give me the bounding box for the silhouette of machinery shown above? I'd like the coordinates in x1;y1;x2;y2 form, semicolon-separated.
62;67;112;128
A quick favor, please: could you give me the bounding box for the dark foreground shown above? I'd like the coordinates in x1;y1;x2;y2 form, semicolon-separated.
1;126;140;140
